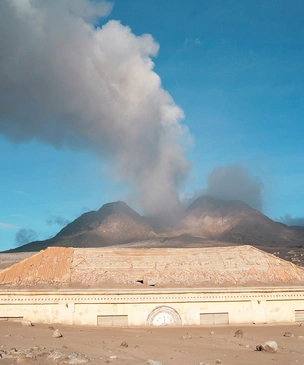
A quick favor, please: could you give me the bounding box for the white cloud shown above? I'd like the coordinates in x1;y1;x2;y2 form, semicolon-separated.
0;222;19;230
183;37;202;47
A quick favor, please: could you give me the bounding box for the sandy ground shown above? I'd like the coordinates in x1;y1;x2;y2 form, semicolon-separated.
0;322;304;365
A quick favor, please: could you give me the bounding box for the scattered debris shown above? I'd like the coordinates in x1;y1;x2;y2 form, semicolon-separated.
120;341;128;347
181;334;192;339
0;344;90;364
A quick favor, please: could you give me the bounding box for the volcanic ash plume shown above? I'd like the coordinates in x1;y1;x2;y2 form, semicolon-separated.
0;0;191;216
205;165;263;211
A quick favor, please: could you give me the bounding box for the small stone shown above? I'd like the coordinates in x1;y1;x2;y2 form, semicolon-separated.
16;353;36;363
52;329;63;338
215;360;222;364
21;320;33;327
284;332;293;337
25;353;36;360
209;331;215;335
120;341;128;347
68;352;79;359
198;363;210;365
36;351;50;359
181;335;188;340
109;355;117;359
147;361;164;365
48;350;65;360
64;358;89;364
33;346;45;350
234;329;243;338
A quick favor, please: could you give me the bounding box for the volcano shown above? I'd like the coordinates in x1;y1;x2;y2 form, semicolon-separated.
6;196;304;254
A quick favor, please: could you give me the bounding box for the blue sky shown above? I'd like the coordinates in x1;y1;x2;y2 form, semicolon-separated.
0;0;304;251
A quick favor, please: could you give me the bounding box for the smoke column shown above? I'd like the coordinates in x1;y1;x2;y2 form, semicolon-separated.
205;165;263;211
0;0;191;217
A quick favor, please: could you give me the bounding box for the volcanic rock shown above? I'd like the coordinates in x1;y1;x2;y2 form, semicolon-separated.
256;340;278;353
234;329;243;338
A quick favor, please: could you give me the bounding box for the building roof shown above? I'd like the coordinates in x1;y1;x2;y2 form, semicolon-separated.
0;245;304;288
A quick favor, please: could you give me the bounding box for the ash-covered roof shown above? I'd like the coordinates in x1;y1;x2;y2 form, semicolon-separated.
1;245;304;288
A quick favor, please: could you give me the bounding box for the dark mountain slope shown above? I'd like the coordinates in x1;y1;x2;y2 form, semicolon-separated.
8;201;156;252
180;195;303;247
5;196;304;252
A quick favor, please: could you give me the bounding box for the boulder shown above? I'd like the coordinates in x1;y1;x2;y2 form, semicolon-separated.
256;340;278;353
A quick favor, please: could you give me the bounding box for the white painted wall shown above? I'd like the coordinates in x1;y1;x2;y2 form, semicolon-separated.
0;288;304;326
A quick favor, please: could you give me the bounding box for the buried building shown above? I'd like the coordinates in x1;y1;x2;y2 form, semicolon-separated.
0;245;304;326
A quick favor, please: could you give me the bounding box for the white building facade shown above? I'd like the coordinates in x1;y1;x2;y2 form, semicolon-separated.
1;246;304;326
1;287;304;326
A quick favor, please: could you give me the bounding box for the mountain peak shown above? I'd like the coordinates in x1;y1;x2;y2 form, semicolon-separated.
97;201;140;217
6;196;304;253
187;195;251;217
